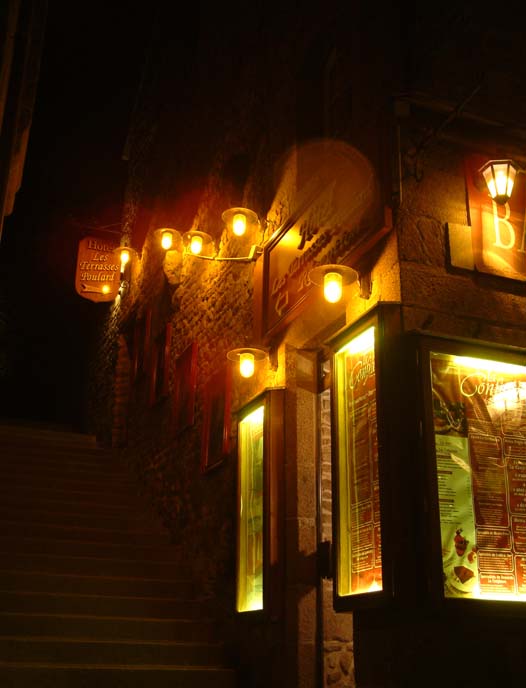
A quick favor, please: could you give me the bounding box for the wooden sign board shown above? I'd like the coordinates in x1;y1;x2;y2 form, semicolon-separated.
75;236;121;302
260;141;386;338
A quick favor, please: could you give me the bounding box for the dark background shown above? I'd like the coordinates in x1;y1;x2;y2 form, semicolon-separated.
0;2;153;429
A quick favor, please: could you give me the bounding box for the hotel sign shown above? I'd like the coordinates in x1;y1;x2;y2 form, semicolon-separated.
75;236;120;302
450;154;526;281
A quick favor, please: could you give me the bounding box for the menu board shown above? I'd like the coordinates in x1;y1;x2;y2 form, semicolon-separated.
335;326;382;596
430;351;526;601
236;405;265;612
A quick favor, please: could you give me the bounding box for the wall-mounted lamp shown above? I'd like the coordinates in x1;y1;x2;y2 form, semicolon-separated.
222;207;260;237
227;347;268;378
308;264;358;303
154;205;266;265
155;224;263;262
479;159;521;205
183;230;214;256
155;227;182;251
113;244;137;275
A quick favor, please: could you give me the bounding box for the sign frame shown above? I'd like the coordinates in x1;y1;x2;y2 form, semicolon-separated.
417;332;526;613
327;303;403;611
75;236;121;302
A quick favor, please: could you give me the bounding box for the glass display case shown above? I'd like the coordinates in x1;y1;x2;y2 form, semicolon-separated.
420;338;526;604
334;325;382;597
236;389;285;617
237;404;265;612
329;304;402;610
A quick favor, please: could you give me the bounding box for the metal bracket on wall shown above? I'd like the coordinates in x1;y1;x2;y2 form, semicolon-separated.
358;271;372;300
318;540;333;580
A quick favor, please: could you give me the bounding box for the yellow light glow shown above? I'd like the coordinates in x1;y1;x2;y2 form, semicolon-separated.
323;271;343;303
237;403;265;612
101;284;111;294
239;352;255;378
488;170;513;200
190;235;203;255
444;354;526;376
338;326;375;356
161;230;173;250
119;249;130;272
242;404;264;426
232;212;247;237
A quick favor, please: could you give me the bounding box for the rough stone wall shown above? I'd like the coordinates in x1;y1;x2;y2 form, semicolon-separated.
81;4;490;688
349;13;526;686
87;300;122;446
319;389;355;688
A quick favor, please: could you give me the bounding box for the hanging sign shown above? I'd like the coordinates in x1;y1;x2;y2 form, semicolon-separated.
75;236;121;302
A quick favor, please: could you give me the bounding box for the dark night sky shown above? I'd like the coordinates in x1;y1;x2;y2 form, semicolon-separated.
0;2;153;429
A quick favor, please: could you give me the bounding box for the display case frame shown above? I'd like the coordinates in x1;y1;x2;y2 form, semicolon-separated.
235;388;285;620
328;303;403;612
416;332;526;614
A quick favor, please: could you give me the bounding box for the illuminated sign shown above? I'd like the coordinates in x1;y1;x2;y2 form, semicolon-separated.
75;236;120;302
334;326;382;597
430;351;526;601
453;154;526;281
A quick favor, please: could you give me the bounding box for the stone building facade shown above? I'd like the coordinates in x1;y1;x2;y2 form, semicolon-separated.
90;4;526;686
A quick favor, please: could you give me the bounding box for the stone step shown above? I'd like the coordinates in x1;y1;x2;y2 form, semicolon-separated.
0;636;228;667
0;419;97;446
0;449;117;470
0;591;206;619
0;533;177;561
0;425;236;683
0;535;179;562
0;442;109;462
0;425;99;446
0;485;145;509
2;551;187;579
0;662;237;688
0;473;139;496
0;437;113;458
0;519;170;546
0;571;198;599
0;613;217;643
0;505;165;534
0;492;154;518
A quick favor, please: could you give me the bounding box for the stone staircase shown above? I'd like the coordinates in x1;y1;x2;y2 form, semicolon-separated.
0;422;237;687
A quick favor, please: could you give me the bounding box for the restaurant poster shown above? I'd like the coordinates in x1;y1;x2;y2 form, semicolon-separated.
335;326;382;597
430;351;526;600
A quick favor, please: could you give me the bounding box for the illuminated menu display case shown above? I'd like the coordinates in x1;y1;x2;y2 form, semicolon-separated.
236;389;285;617
330;305;402;610
420;337;526;605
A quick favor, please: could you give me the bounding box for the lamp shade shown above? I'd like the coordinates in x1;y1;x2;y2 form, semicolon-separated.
222;207;259;237
183;230;213;256
479;159;517;205
308;264;358;303
113;245;137;273
227;347;268;378
155;227;182;251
